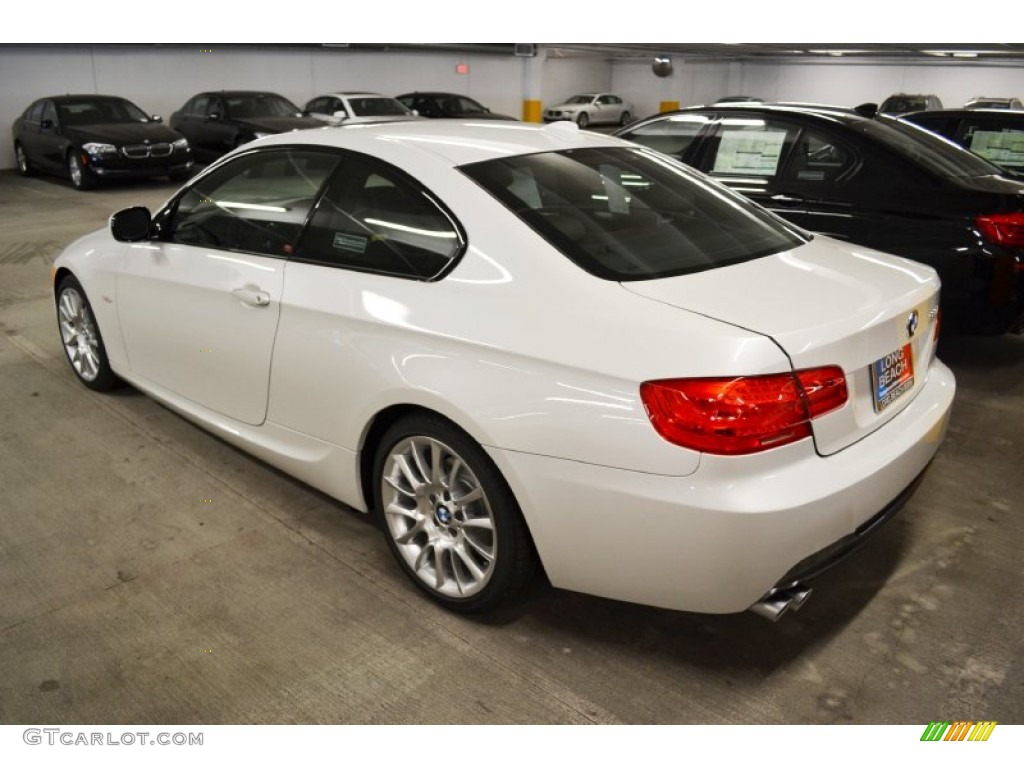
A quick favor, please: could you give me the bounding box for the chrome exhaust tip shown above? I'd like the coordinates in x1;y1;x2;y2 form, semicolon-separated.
749;584;813;622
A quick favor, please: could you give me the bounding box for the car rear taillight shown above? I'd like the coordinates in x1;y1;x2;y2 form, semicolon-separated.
640;366;847;456
975;212;1024;248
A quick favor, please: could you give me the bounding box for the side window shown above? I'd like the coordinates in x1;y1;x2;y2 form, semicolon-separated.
782;129;856;183
708;118;798;178
296;154;462;279
963;119;1024;171
41;102;58;126
622;115;711;159
206;98;223;117
163;149;340;257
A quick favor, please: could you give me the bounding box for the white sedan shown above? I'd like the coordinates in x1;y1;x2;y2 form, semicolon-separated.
543;93;634;128
53;120;955;620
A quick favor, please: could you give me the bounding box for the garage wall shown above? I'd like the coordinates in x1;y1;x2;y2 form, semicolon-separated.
540;56;612;105
0;45;533;170
736;60;1024;109
611;59;735;117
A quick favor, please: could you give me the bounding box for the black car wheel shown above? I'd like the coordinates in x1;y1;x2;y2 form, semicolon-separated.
14;143;32;176
620;111;632;126
373;412;537;613
55;275;120;391
67;151;95;191
576;112;590;129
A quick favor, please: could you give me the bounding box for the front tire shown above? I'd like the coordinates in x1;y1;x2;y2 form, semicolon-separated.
373;413;536;613
620;111;632;126
576;112;590;129
55;275;119;391
14;143;32;176
67;150;95;191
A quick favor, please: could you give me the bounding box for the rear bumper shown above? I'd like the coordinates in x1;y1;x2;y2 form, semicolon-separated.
488;360;955;614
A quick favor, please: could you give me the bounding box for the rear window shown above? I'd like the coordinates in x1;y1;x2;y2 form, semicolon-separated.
461;147;807;281
859;118;1005;179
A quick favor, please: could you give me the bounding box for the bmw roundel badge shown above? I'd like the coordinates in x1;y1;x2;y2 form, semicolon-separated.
906;309;919;339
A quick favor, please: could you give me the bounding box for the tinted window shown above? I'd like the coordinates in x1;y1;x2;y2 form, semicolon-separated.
783;130;856;182
27;101;45;122
461;146;807;281
41;102;57;125
225;95;300;119
861;118;1004;178
296;154;462;279
621;114;711;158
57;98;150;126
164;149;340;257
187;96;209;115
347;97;410;117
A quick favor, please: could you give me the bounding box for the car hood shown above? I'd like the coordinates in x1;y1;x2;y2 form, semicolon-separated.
65;123;184;144
621;235;943;455
233;116;323;133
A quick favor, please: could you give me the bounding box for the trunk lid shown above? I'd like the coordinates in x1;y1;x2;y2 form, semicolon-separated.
622;235;941;455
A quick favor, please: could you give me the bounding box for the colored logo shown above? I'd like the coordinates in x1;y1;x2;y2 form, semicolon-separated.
920;721;997;741
907;309;919;339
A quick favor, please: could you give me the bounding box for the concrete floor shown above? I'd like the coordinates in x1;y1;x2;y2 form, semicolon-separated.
0;169;1021;725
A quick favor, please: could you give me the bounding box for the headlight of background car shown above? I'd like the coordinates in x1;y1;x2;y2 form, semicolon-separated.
172;138;189;151
82;142;117;156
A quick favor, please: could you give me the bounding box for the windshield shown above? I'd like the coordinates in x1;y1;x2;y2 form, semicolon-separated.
566;95;595;105
348;97;411;116
443;95;486;114
859;117;1005;179
58;98;151;125
225;95;301;119
461;146;808;281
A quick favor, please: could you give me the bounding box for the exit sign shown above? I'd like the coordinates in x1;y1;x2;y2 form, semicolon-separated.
455;63;469;74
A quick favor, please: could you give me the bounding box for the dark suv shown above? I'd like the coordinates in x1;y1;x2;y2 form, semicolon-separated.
615;104;1024;335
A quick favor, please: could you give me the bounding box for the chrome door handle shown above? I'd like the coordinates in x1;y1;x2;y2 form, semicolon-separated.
770;194;804;204
232;286;271;307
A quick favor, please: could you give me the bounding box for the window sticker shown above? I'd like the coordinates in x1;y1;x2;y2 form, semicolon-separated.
333;232;369;254
713;129;787;176
968;130;1024;168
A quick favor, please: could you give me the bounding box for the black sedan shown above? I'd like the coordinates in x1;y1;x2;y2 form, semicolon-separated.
396;92;517;121
615;104;1024;335
899;109;1024;176
12;95;193;190
170;91;322;162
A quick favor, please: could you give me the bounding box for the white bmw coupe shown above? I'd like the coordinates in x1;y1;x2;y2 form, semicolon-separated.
53;120;955;620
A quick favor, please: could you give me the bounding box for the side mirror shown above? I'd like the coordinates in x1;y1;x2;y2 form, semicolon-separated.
411;109;419;117
208;112;222;122
110;206;152;242
151;114;163;123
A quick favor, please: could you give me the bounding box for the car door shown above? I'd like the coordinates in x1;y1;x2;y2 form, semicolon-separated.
115;148;341;425
36;101;67;172
267;150;464;444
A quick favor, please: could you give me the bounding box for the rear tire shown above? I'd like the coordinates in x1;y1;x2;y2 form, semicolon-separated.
373;413;537;613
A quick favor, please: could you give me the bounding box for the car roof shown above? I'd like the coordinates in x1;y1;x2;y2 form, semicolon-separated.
249;119;624;167
198;91;290;98
653;103;866;124
904;108;1024;118
320;92;387;98
47;94;134;103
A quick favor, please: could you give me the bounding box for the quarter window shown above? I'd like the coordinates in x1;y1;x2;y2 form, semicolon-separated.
783;130;855;182
163;149;340;257
295;154;462;279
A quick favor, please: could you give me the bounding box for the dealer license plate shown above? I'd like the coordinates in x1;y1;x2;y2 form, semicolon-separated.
871;343;915;413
